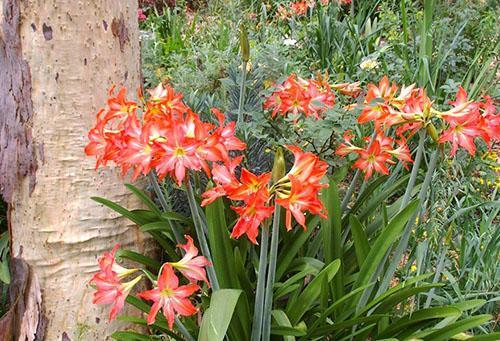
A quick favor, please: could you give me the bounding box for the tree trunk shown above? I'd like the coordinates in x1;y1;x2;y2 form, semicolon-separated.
1;0;150;339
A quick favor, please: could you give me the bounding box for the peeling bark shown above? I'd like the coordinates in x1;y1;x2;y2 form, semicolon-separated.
2;0;152;339
0;0;37;203
0;258;45;341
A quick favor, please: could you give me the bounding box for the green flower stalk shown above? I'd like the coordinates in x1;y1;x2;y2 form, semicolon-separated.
237;23;250;128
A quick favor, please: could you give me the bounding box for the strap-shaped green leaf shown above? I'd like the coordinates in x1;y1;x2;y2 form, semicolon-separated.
349;215;370;267
286;259;341;324
352;200;419;291
378;306;462;338
198;289;242;341
422;314;492;341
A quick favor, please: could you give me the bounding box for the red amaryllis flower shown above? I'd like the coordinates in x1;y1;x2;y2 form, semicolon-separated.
386;137;413;170
286;145;329;184
138;264;200;329
90;272;142;321
438;87;499;156
264;74;335;120
276;175;327;230
89;245;141;321
86;83;246;186
145;83;188;119
200;157;243;206
478;96;499;143
335;130;362;156
154;122;203;186
438;113;484;156
332;81;361;97
228;168;271;202
170;235;211;287
353;140;392;180
358;76;398;124
230;197;274;244
337;131;413;179
274;146;328;230
290;1;310;16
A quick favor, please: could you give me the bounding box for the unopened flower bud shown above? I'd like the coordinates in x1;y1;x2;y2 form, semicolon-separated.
239;24;250;63
426;122;439;143
272;147;286;183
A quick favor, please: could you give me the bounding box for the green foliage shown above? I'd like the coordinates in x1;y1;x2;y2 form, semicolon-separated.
101;0;499;337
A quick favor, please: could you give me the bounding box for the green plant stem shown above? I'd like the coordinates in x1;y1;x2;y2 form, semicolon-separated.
341;169;362;212
400;130;426;209
251;224;270;341
148;172;183;244
185;180;220;291
377;148;439;296
424;246;448;308
262;205;281;341
341;130;378;212
175;316;195;341
237;61;248;128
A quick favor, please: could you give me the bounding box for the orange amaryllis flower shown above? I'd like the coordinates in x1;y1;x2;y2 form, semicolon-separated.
145;83;188;119
478;96;499;143
332;81;361;97
358;76;398;125
228;168;272;202
89;245;141;321
170;235;211;287
230;197;275;244
335;130;362;156
86;84;247;187
138;264;200;329
285;145;329;184
276;175;327;230
387;137;413;169
290;1;310;16
353;140;392;180
337;131;413;179
264;74;335;120
200;157;243;206
438;113;484;156
275;146;328;230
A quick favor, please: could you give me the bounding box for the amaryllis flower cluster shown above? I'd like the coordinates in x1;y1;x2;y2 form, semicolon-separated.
85;84;245;186
355;76;498;155
276;0;351;19
336;131;412;180
201;146;328;244
263;74;335;120
89;245;142;321
90;236;211;330
335;76;498;180
438;88;499;156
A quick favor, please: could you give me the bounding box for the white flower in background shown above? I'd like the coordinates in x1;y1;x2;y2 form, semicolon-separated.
283;38;297;46
360;58;379;70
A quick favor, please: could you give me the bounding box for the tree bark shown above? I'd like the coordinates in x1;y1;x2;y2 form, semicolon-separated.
1;0;150;339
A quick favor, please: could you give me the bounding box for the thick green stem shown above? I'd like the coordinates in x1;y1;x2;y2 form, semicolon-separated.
237;61;248;128
148;172;183;244
341;130;378;212
251;225;270;341
185;180;220;291
377;148;439;296
341;169;362;212
400;131;426;209
174;316;195;341
262;205;281;340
